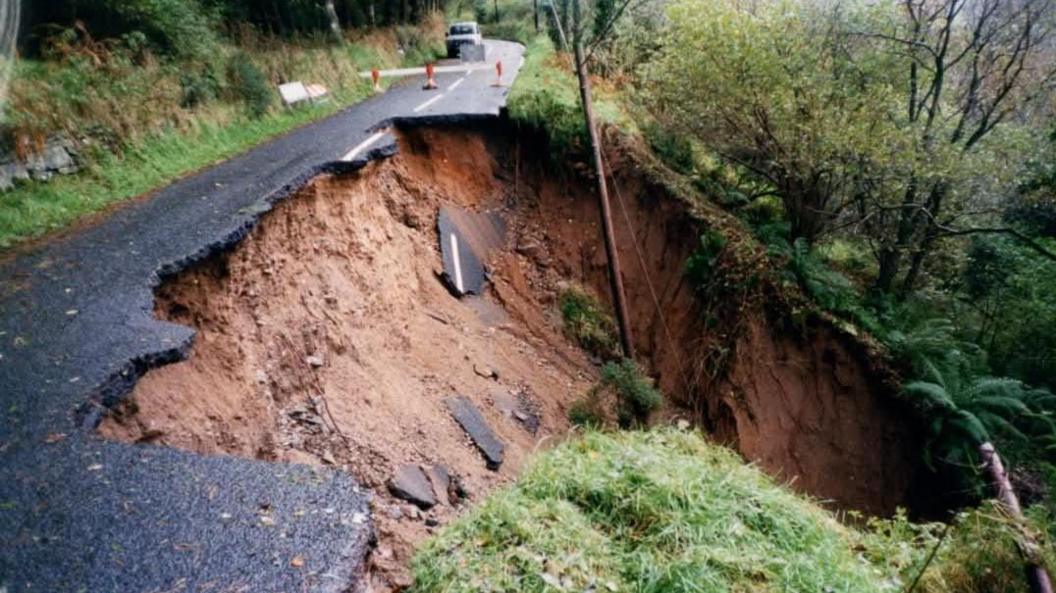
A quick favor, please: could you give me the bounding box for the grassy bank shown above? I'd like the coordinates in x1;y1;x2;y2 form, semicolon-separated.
0;22;445;250
411;429;1056;593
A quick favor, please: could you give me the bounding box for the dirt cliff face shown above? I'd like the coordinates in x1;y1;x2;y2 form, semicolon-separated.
505;127;919;516
717;319;916;514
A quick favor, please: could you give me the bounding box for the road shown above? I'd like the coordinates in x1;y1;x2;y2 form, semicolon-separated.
0;40;524;593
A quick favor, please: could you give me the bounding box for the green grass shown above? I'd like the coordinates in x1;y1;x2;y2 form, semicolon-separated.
559;285;618;359
0;95;362;249
507;35;625;160
411;429;1056;593
411;430;906;593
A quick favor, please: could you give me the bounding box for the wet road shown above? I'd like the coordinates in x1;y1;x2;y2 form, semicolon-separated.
0;40;524;593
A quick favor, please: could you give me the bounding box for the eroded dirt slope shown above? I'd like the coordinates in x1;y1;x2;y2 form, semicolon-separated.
101;122;922;591
100;127;598;590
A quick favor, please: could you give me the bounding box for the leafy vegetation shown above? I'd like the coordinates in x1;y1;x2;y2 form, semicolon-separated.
569;359;662;428
558;284;618;359
412;429;1056;593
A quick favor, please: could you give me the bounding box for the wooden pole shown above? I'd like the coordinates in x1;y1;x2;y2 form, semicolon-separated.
548;1;569;51
572;0;634;359
980;442;1054;593
534;0;541;33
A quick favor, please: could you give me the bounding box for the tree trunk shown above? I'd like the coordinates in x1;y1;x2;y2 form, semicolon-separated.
871;180;921;295
323;0;343;42
980;443;1055;593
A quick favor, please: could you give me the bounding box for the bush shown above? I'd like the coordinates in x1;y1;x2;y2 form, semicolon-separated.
226;54;272;118
484;20;533;44
601;359;662;426
569;359;662;429
644;121;695;176
683;229;727;290
559;285;618;359
37;0;219;58
179;65;220;108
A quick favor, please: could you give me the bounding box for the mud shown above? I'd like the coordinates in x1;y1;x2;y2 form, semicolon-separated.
99;121;921;588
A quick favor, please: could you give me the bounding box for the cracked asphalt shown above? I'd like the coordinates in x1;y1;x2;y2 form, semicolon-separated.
0;40;524;593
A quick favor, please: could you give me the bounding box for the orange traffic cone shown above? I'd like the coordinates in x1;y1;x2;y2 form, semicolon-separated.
371;68;381;93
423;63;439;90
491;61;504;87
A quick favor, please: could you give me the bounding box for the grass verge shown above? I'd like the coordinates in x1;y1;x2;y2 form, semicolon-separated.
411;429;1056;593
0;100;350;249
412;430;898;592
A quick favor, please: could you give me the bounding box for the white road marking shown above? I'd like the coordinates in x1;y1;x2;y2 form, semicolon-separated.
449;233;465;293
448;76;467;91
340;131;386;162
413;93;445;113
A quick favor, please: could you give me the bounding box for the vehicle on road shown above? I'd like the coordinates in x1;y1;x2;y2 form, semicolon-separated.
446;22;483;59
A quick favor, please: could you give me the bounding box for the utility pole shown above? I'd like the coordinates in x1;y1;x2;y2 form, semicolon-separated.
547;1;569;51
572;0;635;359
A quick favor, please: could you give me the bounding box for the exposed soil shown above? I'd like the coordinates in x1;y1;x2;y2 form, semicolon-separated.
99;126;599;590
99;121;923;589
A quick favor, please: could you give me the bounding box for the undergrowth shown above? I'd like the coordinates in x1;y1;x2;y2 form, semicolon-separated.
569;359;662;428
558;285;618;360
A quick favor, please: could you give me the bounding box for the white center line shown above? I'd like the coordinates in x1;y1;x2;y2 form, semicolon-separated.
449;233;465;293
340;130;386;162
413;93;446;113
448;76;467;91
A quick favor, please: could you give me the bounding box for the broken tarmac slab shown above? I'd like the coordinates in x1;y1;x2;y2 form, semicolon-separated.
389;464;437;509
446;395;505;470
437;205;506;297
425;464;452;507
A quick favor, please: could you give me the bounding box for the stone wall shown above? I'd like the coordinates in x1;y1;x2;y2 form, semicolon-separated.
0;136;80;191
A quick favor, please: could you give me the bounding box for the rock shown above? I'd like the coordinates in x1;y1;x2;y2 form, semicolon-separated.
515;238;544;259
424;517;439;527
425;465;451;506
473;364;498;380
305;354;325;368
446;396;505;470
388;465;436;509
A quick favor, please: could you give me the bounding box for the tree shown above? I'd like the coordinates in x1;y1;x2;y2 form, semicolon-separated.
640;0;908;244
862;0;1056;297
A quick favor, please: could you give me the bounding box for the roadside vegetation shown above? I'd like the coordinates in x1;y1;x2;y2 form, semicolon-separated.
1;2;453;248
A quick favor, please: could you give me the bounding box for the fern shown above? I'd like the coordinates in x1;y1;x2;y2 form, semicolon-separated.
905;366;1056;471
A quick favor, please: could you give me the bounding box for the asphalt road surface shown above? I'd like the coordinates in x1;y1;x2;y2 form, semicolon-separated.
0;40;524;593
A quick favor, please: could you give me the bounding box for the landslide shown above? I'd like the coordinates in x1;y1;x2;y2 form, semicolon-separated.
98;119;922;584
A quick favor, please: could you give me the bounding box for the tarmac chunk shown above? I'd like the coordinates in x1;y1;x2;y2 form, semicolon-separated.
425;464;452;506
388;464;436;509
446;395;505;470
